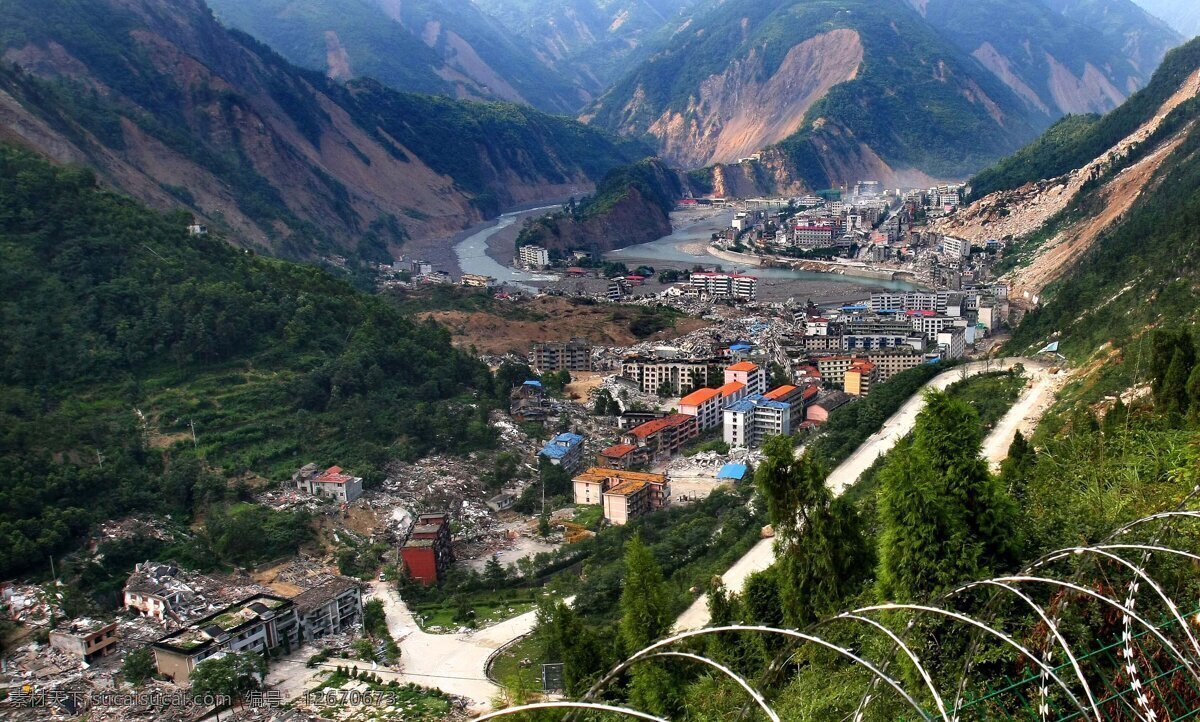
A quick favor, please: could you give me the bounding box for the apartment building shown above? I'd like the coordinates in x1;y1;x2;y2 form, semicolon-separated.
678;387;724;431
401;513;454;585
518;244;550;269
531;338;593;372
762;385;810;429
724;394;792;448
791;224;835;249
844;360;879;397
152;594;301;684
621;356;720;396
596;443;650;471
290;577;362;642
942;236;969;259
864;349;926;381
814;356;856;388
50;620;118;663
539;432;585;473
573;468;670;525
689;272;758;300
908;311;956;340
936;327;967;360
623;413;699;462
725;361;766;397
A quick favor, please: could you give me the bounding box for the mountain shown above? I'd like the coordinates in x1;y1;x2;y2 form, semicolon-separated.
585;0;1181;194
514;157;681;254
0;0;649;261
1132;0;1200;38
0;143;508;577
934;38;1200;358
205;0;588;113
917;0;1180;115
476;0;701;94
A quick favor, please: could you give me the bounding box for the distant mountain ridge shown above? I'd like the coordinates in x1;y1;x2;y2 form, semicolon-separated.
0;0;650;260
586;0;1182;194
206;0;589;113
1132;0;1200;38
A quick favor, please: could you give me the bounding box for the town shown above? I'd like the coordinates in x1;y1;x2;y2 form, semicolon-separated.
0;177;1022;721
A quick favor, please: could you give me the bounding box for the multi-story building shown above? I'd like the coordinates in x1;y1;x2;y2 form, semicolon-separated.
540;432;585;473
124;562;192;622
725;361;766;397
843;333;925;352
152;594;301;684
678;387;724;431
596;443;650;471
290;577;362;642
50;620;118;663
942;236;969;259
518;244;550;269
401;513;455;585
573;468;670;525
723;394;792;448
815;356;856;388
864;349;926;381
844;360;879;397
936;328;967;360
460;274;495;288
532;339;592;372
762;385;809;430
293;464;364;504
623;413;699;462
792;224;835;249
908;311;956;340
621;357;720;396
689;272;758;300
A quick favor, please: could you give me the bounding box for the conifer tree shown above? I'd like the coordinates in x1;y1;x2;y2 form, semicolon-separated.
754;436;867;626
878;391;1020;601
1161;347;1193;420
619;536;676;715
1188;366;1200;424
999;430;1037;502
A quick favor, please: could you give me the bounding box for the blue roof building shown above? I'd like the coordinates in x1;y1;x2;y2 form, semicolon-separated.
539;432;585;473
723;393;794;448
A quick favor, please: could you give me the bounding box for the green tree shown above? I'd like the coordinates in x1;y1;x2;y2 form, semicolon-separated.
754;436;867;626
877;391;1020;601
122;647;155;685
362;598;388;638
1160;347;1193;420
189;652;266;702
998;430;1037;502
769;362;791;389
484;557;507;588
538;509;551;538
1188;365;1200;423
539;600;608;695
1150;329;1196;403
619;536;676;715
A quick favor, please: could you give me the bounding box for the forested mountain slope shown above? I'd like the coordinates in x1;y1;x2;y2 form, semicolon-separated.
0;0;649;261
206;0;588;113
0;144;506;579
586;0;1180;195
1132;0;1200;38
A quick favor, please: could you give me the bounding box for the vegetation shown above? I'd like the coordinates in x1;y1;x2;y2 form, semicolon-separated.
970;37;1200;198
189;652;267;701
121;648;156;685
0;146;506;578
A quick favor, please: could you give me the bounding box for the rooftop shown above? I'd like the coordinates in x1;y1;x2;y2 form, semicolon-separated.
600;444;638;459
679;387;721;406
604;480;648;497
290;577;359;615
718;381;746;397
574;467;666;485
763;385;799;400
727;361;759;373
314;465;359;485
628;413;694;439
541;433;584;458
717;463;748;481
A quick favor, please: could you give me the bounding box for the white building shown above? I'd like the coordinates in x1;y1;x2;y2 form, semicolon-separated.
690;272;758;300
936;328;966;360
678;387;724;431
518;244;550;269
723;394;792;448
293;464;364;503
942;236;969;260
725;361;766;397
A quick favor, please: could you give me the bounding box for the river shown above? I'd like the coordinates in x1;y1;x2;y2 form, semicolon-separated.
606;210;918;291
454;206;917;293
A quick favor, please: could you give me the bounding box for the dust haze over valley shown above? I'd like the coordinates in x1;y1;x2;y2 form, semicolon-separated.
7;1;1200;721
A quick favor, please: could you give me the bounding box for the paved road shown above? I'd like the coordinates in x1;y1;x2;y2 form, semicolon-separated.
673;357;1051;631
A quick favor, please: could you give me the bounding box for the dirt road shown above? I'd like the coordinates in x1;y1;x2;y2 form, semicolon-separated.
673;357;1053;631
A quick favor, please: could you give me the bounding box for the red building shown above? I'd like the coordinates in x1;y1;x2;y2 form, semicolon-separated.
400;512;454;586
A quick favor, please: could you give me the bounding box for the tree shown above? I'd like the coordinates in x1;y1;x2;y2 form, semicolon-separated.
538;509;551;537
539;600;608;695
769;362;791;389
877;391;1021;601
1150;329;1195;402
362;598;388;638
999;430;1037;502
122;647;155;685
1189;365;1200;424
484;556;507;588
619;536;676;715
754;436;867;626
189;652;266;702
1160;347;1193;421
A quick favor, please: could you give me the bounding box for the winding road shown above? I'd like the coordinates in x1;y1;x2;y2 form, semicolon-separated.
290;357;1060;712
673;356;1057;631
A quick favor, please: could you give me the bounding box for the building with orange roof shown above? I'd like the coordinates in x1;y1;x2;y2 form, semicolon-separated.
678;386;724;431
844;359;879;397
622;413;699;461
596;443;649;471
724;361;766;396
763;385;808;428
572;468;670;524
